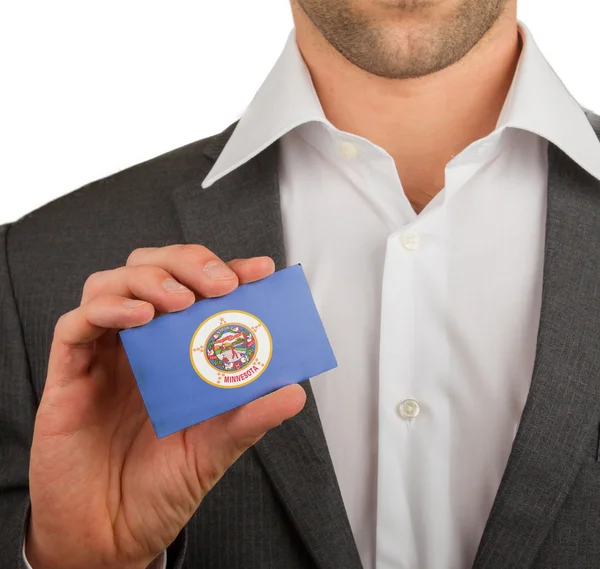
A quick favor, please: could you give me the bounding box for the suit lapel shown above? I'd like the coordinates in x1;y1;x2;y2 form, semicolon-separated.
255;380;364;569
172;125;362;569
473;142;600;568
173;122;286;268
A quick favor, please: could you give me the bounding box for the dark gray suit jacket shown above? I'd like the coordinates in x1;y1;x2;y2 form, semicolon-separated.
2;113;600;569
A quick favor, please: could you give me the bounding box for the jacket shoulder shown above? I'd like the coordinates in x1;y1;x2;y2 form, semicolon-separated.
4;122;236;308
12;129;222;231
6;121;237;261
584;108;600;138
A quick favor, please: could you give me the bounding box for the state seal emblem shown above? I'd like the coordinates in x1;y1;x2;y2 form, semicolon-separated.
190;310;273;388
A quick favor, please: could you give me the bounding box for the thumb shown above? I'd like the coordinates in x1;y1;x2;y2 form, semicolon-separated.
223;383;307;446
182;384;307;493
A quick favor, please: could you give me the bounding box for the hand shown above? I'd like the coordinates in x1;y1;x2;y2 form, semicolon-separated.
26;245;306;569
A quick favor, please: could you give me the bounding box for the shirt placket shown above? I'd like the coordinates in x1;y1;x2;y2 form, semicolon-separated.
374;143;497;568
375;201;449;568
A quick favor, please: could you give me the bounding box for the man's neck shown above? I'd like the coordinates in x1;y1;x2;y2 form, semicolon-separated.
292;3;521;213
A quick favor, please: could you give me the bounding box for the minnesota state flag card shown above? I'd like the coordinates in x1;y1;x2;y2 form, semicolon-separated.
119;264;337;438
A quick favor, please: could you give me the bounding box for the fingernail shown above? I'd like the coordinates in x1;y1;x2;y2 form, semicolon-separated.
161;278;191;294
124;299;149;309
204;261;236;281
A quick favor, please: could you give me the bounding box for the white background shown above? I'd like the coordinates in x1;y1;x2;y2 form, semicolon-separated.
1;1;599;225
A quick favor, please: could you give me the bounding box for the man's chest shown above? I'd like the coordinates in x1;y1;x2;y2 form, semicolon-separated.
276;127;551;568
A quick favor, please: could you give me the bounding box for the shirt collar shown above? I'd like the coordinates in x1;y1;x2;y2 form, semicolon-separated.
497;22;600;180
202;22;600;189
201;28;328;188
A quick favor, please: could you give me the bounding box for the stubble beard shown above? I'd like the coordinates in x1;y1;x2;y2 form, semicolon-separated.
294;0;508;79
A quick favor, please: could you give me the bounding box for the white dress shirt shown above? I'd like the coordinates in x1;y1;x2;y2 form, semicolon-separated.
201;21;600;569
24;22;600;569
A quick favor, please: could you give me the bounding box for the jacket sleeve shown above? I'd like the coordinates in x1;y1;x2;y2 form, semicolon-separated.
0;223;189;569
0;223;35;569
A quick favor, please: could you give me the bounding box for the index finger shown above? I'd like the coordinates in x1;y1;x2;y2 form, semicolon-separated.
127;244;239;298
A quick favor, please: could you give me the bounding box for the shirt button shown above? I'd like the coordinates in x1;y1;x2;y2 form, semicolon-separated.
397;399;420;420
400;231;420;251
337;140;359;159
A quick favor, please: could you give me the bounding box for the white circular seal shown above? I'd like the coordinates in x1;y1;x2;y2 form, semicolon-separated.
190;310;272;389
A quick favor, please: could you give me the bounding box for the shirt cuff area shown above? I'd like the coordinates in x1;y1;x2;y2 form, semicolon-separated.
22;534;167;569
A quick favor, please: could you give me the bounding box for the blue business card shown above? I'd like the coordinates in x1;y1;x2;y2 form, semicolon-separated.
119;264;337;438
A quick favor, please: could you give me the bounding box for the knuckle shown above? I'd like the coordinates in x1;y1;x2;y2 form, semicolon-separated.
127;247;153;265
176;244;216;267
54;310;74;337
82;270;107;299
136;264;169;285
178;243;209;257
233;434;262;458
